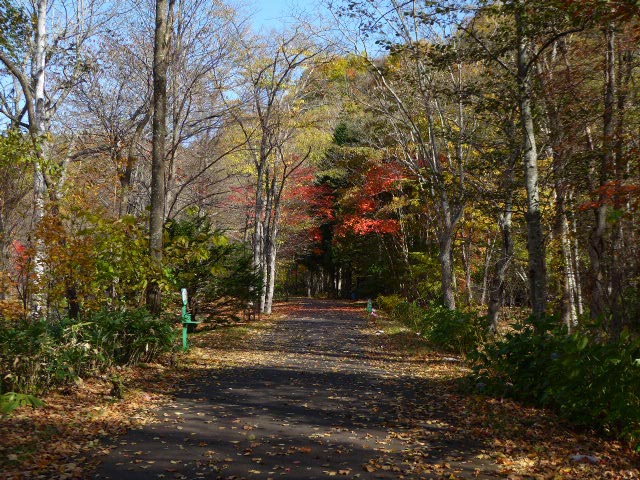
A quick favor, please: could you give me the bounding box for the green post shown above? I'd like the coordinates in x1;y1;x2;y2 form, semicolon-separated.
367;298;373;314
181;288;200;351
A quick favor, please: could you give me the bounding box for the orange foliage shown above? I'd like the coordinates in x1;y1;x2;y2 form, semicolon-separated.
338;216;400;237
336;162;406;237
578;181;640;211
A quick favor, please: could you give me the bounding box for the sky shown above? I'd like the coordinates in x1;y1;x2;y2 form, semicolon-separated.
250;0;314;30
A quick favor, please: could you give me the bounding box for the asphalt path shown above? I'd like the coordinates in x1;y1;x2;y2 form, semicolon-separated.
93;299;495;479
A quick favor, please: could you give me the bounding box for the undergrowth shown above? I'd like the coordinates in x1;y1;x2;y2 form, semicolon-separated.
0;309;177;399
376;294;640;448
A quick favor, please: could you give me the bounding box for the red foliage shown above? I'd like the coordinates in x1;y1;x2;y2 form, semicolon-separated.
338;216;400;236
362;164;406;197
224;185;255;209
308;227;324;243
291;184;335;221
336;162;406;238
358;198;376;213
12;240;30;274
578;181;640;211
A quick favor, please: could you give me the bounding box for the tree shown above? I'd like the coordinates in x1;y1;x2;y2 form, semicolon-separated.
331;0;481;309
458;0;586;319
147;0;176;314
0;0;113;313
234;28;330;314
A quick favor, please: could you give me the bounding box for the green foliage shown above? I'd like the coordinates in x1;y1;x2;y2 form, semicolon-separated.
0;318;87;394
407;251;442;302
35;209;151;315
164;213;261;321
92;214;151;308
376;294;404;313
0;0;30;57
333;122;360;146
0;392;44;415
388;299;487;355
0;309;177;396
390;301;426;332
471;317;640;444
83;309;177;366
423;305;489;355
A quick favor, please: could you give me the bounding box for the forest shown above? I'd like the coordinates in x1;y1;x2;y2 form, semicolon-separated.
1;0;640;470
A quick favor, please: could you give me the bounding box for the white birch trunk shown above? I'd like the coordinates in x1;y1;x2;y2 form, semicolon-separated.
480;234;494;306
264;225;278;314
31;0;49;315
561;214;578;329
517;7;547;318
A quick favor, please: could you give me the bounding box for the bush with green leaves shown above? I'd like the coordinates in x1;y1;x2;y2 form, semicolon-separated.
376;294;404;313
84;308;177;366
388;300;487;355
390;301;426;332
0;392;44;415
471;316;640;445
164;213;261;321
0;318;102;394
0;309;177;397
422;305;489;355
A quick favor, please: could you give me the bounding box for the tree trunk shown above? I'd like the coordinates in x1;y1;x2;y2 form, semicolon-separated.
461;232;474;305
146;0;173;315
439;224;456;310
609;35;633;334
559;204;577;329
517;9;547;318
264;229;277;314
589;26;615;326
29;0;49;316
480;233;494;306
253;159;266;311
487;206;514;333
570;203;584;316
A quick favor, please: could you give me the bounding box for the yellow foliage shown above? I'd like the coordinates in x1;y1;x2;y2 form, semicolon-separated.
0;299;26;321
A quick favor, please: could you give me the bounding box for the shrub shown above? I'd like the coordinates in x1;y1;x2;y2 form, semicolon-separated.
391;301;426;332
0;318;101;394
376;294;404;314
422;305;489;355
388;300;487;355
471;316;640;444
0;392;44;415
0;309;177;397
85;309;177;366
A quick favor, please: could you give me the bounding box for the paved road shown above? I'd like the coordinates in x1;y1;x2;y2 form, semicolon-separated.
93;299;494;479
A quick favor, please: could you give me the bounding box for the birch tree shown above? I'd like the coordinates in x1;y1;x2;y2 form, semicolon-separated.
332;0;477;309
459;0;585;319
235;28;328;314
0;0;113;313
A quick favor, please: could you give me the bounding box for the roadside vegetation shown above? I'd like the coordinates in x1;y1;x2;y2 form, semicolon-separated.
375;295;640;450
